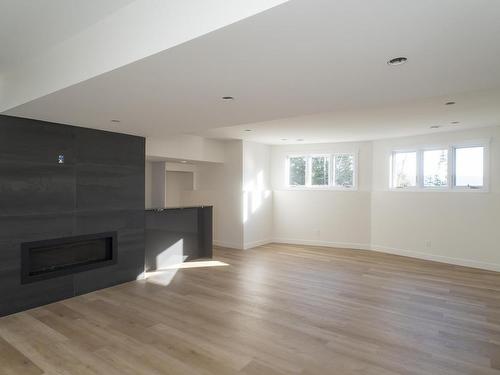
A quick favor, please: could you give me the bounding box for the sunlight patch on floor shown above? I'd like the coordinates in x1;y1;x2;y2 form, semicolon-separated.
152;260;229;271
144;269;178;286
143;261;229;286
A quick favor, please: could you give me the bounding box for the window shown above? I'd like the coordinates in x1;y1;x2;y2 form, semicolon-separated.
311;156;329;186
423;149;448;188
454;146;484;188
334;154;354;187
288;156;307;186
286;153;356;189
390;141;488;191
392;151;417;188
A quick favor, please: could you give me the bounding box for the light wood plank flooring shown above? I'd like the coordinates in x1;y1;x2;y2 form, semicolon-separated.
1;243;500;374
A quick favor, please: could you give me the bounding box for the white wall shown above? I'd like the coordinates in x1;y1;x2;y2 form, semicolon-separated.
271;141;373;249
146;161;197;208
269;126;500;271
182;140;244;249
243;141;273;249
149;161;167;208
146;139;245;248
180;140;274;250
147;135;225;163
165;171;194;207
371;126;500;271
145;126;500;272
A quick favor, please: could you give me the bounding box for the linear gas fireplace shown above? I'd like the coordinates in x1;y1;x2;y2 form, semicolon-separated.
21;232;118;284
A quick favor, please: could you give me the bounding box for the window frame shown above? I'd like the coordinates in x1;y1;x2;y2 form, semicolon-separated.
389;139;489;192
285;152;358;190
390;149;419;190
452;142;489;191
332;152;357;189
309;154;332;187
421;147;450;190
286;154;308;187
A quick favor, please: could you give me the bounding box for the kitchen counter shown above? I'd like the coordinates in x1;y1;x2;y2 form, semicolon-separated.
146;205;212;211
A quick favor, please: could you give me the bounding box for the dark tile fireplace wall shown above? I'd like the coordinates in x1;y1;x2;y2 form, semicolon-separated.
0;115;145;317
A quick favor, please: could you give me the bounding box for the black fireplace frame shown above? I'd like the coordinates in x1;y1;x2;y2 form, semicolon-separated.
21;232;118;284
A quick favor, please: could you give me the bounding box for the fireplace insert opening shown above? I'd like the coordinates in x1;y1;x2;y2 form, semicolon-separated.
21;232;117;284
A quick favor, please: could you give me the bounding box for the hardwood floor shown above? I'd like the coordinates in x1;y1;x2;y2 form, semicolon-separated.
1;243;500;374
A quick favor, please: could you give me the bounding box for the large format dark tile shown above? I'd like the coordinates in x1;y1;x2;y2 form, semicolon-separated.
73;264;143;296
0;241;21;272
0;213;75;242
0;273;74;317
75;209;144;234
76;164;144;210
75;128;145;167
74;229;145;295
0;161;75;216
0;115;75;164
0;115;145;317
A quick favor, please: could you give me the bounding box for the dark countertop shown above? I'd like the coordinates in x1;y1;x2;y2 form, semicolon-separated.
146;206;213;212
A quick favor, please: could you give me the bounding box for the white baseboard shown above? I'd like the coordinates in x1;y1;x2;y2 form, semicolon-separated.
213;240;243;250
272;238;372;251
370;244;500;273
214;239;273;250
272;238;500;273
243;239;273;250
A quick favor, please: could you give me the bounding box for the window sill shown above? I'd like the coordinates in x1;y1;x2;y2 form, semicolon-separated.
282;186;359;192
387;187;489;193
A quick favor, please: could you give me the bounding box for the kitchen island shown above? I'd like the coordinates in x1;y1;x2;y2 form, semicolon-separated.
145;206;213;271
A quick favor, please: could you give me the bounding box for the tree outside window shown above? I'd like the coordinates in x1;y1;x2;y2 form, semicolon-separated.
289;156;306;186
287;153;356;189
335;154;354;187
311;156;329;185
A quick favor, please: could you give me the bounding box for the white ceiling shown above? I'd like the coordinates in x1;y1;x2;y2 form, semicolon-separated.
0;0;289;112
203;88;500;144
0;0;135;71
4;0;500;143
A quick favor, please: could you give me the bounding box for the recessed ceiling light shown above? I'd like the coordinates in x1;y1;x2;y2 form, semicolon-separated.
296;139;304;141
280;138;288;141
111;119;120;123
445;101;456;106
244;129;252;132
430;125;440;129
222;96;234;100
387;57;408;66
180;160;187;163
